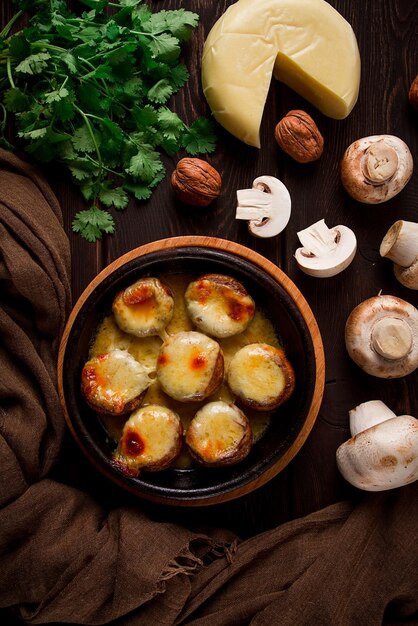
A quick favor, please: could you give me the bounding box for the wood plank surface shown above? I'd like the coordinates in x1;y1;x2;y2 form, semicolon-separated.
1;0;418;543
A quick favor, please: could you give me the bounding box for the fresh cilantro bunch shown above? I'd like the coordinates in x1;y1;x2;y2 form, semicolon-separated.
0;0;217;241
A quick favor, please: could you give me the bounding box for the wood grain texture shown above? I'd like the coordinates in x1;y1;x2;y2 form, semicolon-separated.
2;0;418;535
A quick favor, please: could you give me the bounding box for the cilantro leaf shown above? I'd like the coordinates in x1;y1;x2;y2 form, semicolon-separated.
99;186;129;210
182;118;217;155
44;86;69;103
1;0;216;242
157;107;185;141
126;144;165;183
71;125;97;153
72;205;115;242
147;79;173;104
4;87;29;112
15;52;51;75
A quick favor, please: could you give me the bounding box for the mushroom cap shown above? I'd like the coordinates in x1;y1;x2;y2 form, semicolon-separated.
295;220;357;277
394;259;418;290
336;415;418;491
340;135;413;204
345;294;418;378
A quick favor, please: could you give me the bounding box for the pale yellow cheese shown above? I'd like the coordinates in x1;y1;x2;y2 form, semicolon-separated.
227;344;285;404
201;0;361;147
157;331;222;401
115;405;182;471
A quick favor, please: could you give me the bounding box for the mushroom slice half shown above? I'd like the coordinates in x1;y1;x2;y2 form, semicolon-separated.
336;401;418;492
345;294;418;378
235;175;291;238
340;135;413;204
380;220;418;290
294;219;357;277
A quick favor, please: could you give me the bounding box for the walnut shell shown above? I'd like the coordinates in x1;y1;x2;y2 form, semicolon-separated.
274;110;324;163
409;75;418;111
171;157;222;206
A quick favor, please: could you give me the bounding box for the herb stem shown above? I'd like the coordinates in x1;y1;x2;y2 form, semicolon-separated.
0;102;7;124
6;56;15;89
0;10;23;39
74;104;103;180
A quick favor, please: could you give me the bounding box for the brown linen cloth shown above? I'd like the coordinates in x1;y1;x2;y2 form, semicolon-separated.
0;147;417;626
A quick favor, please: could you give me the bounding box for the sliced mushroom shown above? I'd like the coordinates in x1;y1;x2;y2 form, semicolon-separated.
340;135;413;203
294;219;357;277
235;175;291;238
380;220;418;289
336;400;418;491
345;294;418;378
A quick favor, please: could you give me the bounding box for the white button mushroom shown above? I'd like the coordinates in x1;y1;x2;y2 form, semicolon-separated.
340;135;413;203
345;294;418;378
294;219;357;277
336;400;418;491
380;220;418;289
235;175;291;238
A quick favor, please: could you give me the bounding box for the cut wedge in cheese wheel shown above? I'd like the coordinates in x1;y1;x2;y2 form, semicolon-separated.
112;405;183;476
202;0;361;147
186;401;252;466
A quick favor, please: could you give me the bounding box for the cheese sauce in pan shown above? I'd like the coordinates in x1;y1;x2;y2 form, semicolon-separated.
89;274;281;468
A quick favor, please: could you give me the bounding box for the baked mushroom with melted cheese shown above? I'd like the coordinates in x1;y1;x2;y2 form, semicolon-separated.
185;273;255;338
112;277;174;337
112;405;183;476
81;348;151;415
227;343;295;411
185;401;252;466
156;331;224;402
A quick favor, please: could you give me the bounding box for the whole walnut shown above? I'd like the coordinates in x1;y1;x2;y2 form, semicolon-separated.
409;75;418;111
171;158;222;206
275;110;324;163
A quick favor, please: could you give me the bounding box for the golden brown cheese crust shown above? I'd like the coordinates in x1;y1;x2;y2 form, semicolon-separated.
112;404;183;476
81;349;151;415
112;277;174;337
185;273;255;338
156;331;224;402
186;401;252;466
227;343;295;411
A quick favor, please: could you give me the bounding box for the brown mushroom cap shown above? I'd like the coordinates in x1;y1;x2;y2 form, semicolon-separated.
345;295;418;378
340;135;413;203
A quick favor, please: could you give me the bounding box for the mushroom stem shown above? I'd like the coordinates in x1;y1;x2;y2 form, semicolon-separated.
371;317;413;360
236;188;272;223
380;220;418;267
362;141;398;184
349;400;396;436
297;219;338;256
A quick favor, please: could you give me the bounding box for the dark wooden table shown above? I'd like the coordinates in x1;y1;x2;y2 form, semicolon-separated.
1;0;418;594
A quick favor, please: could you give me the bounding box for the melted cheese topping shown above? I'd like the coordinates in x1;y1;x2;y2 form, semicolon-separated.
114;405;182;472
185;275;255;338
81;349;151;414
227;344;286;405
157;331;222;401
186;401;250;463
90;274;281;466
112;277;174;337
